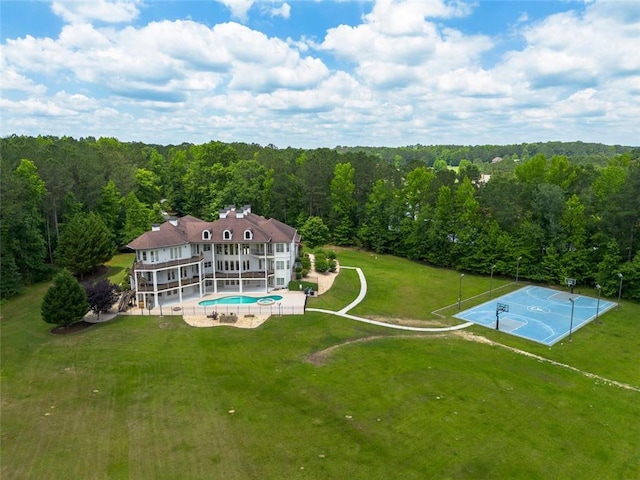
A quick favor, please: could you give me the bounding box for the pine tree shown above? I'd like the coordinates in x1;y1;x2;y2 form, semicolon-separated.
55;212;116;280
41;270;90;327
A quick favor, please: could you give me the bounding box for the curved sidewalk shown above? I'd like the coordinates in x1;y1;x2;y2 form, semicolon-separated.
307;265;473;332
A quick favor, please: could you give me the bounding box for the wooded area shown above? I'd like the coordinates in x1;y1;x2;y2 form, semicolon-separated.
1;135;638;300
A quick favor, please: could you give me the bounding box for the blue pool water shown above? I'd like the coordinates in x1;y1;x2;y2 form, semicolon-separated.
199;295;282;306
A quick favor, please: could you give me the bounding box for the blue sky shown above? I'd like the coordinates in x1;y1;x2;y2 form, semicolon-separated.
2;0;639;148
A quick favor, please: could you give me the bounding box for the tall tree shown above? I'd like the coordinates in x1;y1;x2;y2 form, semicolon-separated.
134;168;162;207
41;269;90;327
1;159;50;289
330;162;357;245
122;192;154;244
358;179;402;254
95;180;124;246
55;212;116;280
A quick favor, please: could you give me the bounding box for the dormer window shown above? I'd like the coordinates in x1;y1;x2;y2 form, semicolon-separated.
202;230;211;240
244;229;253;240
223;229;232;240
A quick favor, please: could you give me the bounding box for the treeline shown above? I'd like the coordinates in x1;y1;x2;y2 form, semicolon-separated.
337;141;633;167
1;135;638;301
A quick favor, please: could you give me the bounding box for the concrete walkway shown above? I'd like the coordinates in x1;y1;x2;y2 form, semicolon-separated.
307;265;473;332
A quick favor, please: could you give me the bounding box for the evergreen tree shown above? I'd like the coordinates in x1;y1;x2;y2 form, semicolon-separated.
96;180;124;245
41;269;90;327
55;212;116;280
0;223;22;299
330;162;357;245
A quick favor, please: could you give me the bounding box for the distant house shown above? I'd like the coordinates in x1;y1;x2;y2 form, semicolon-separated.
127;205;300;308
477;174;492;185
491;156;503;164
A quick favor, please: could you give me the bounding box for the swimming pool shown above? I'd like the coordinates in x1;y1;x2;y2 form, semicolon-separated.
199;295;282;306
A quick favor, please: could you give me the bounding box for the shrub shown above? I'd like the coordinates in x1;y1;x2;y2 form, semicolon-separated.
315;255;329;273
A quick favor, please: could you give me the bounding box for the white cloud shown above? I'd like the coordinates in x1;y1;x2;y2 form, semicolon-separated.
217;0;255;22
363;0;473;35
269;2;291;19
0;67;48;95
317;1;494;94
52;0;140;24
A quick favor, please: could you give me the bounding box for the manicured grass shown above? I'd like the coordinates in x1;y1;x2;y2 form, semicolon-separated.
105;252;135;285
309;248;514;324
2;250;639;479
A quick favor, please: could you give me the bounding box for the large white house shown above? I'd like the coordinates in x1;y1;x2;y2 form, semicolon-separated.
127;205;300;308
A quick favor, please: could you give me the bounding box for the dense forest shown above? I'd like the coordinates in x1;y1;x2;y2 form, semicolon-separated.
1;135;638;301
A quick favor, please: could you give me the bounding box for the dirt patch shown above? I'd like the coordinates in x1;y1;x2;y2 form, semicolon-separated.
366;315;449;328
306;335;387;365
51;321;96;335
306;333;455;366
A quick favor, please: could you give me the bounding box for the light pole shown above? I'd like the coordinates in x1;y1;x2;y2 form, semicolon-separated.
595;284;601;323
458;273;465;310
490;264;496;298
516;256;522;284
617;273;623;309
569;297;576;342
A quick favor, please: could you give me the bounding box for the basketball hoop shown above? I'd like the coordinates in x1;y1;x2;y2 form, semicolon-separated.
496;303;509;330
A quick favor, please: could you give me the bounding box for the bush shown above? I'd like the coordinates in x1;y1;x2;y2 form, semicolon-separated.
315;255;329;273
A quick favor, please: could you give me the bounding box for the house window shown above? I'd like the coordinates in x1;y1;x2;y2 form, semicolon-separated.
204;261;212;268
276;261;285;270
276;277;285;286
276;243;284;253
223;230;232;240
286;243;290;252
142;251;147;261
204;244;211;251
168;270;176;281
244;229;252;240
215;245;222;254
202;230;211;240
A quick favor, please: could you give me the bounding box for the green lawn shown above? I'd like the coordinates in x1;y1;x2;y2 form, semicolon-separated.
2;251;639;479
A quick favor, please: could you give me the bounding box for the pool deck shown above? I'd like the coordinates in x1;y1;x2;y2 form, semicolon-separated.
128;290;308;318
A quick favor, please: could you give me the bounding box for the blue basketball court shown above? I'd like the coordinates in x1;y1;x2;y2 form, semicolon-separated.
454;286;617;346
